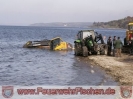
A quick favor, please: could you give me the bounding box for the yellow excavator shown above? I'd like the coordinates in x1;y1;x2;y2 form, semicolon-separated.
50;37;73;50
23;37;73;50
122;22;133;53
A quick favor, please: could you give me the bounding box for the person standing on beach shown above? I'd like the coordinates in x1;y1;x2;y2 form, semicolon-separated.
107;36;112;56
114;37;123;57
103;36;106;43
130;37;133;54
113;36;117;56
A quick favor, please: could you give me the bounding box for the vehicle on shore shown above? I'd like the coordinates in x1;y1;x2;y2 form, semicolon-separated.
23;37;73;50
122;22;133;54
74;30;107;57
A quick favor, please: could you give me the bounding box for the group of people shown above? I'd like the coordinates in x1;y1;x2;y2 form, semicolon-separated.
107;36;123;57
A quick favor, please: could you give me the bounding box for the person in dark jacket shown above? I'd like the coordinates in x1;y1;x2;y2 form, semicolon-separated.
113;36;117;56
130;37;133;54
107;36;112;56
114;37;123;57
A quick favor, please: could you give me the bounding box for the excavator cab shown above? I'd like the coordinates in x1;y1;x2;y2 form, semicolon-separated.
50;37;69;50
128;23;133;30
126;23;133;41
122;22;133;53
50;37;61;50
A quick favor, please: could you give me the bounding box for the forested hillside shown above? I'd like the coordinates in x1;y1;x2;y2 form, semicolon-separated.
93;16;133;29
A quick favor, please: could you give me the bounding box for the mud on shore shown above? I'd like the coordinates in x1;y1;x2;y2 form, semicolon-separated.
87;54;133;85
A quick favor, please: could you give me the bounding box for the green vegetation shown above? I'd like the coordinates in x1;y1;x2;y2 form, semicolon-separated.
92;16;133;29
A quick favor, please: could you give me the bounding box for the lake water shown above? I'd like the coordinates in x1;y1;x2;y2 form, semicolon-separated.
0;26;125;86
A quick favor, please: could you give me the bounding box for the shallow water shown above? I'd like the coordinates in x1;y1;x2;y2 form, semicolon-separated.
0;26;125;85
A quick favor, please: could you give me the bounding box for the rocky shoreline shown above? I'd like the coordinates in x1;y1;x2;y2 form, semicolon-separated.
88;54;133;85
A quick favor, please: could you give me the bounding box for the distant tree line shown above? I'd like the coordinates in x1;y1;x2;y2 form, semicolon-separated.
93;16;133;29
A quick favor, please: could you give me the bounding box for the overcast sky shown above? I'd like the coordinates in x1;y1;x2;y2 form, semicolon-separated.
0;0;133;25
